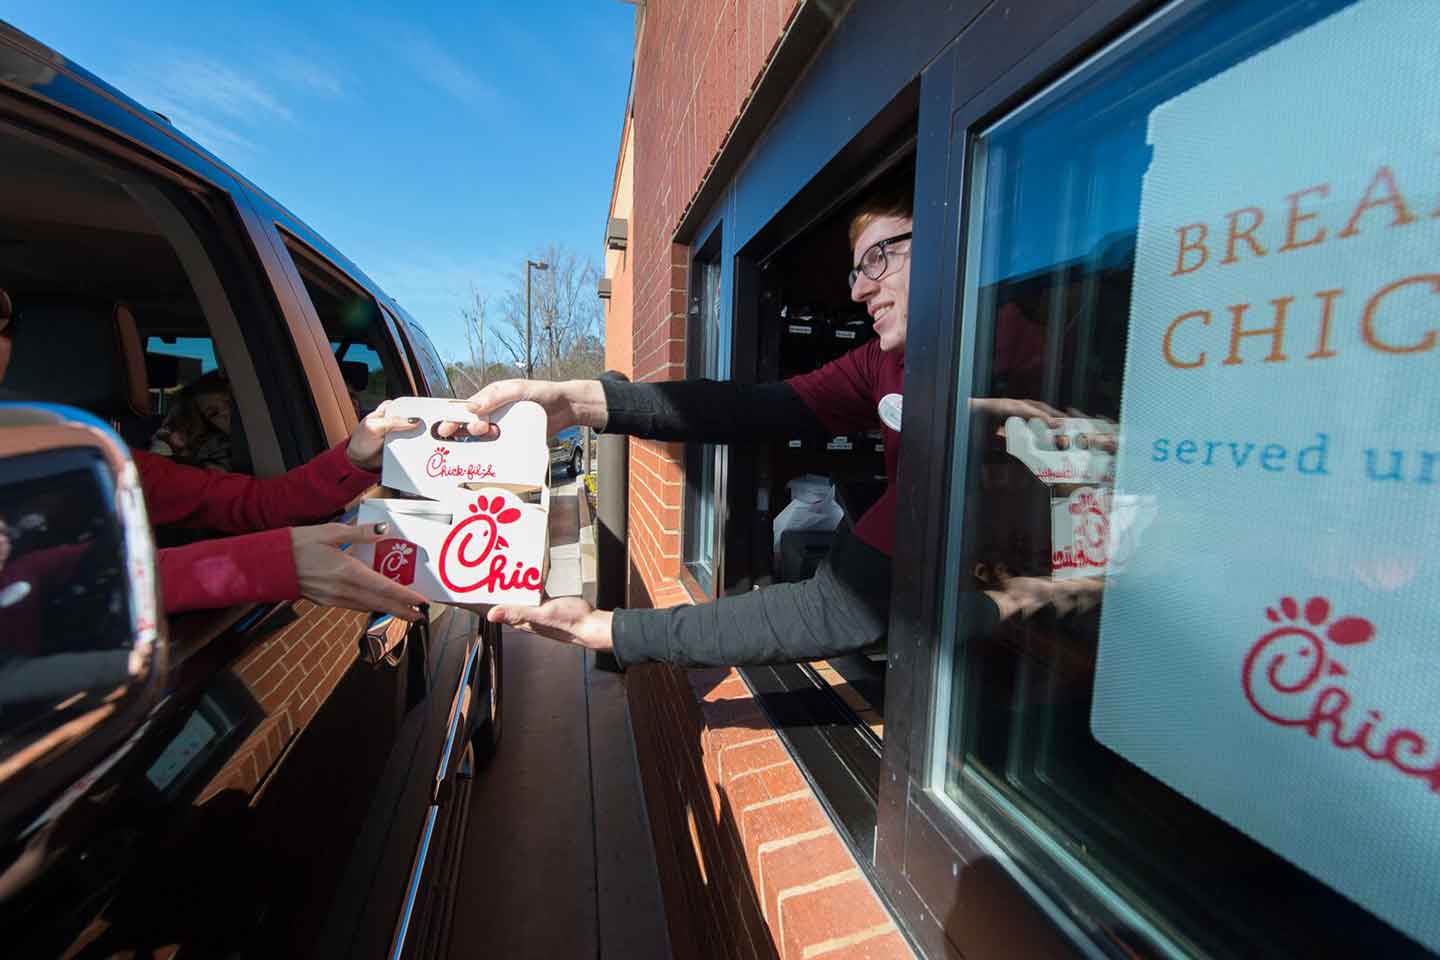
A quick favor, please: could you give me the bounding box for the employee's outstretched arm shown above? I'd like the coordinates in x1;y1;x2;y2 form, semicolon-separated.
443;377;828;445
481;531;891;667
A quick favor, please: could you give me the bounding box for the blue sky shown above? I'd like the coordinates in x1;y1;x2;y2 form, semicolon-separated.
4;1;634;364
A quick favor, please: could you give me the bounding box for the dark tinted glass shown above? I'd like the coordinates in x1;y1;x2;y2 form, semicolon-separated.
937;0;1436;956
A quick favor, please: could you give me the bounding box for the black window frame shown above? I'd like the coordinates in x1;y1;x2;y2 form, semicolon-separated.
682;222;727;597
874;2;1219;958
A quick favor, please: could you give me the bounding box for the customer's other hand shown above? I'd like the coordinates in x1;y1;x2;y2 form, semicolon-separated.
440;379;608;439
479;596;614;652
347;401;422;471
291;522;427;621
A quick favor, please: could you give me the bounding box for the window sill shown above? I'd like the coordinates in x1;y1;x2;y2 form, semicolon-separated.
677;566;712;605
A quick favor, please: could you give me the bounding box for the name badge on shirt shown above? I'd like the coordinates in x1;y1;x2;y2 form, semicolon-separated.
878;393;903;432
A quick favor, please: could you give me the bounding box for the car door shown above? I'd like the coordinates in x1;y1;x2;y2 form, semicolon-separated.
0;32;480;959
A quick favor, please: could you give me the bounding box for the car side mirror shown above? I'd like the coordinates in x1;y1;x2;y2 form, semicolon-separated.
0;403;166;853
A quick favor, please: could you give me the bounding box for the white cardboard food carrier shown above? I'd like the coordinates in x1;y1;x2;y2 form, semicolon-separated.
353;397;550;606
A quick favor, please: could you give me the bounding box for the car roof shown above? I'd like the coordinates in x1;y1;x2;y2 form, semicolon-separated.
0;20;428;341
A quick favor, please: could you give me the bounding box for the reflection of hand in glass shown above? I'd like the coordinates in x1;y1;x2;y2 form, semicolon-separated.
0;519;9;573
969;397;1062;436
984;575;1104;622
1059;408;1118;455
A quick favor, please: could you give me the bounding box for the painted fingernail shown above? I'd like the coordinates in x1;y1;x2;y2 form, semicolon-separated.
374;522;389;535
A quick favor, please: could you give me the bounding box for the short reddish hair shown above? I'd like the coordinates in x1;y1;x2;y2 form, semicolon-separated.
848;183;914;249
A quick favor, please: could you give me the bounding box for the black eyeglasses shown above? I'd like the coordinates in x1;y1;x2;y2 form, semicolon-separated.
848;231;912;288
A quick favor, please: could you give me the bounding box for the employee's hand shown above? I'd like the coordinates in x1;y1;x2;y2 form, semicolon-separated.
969;397;1063;436
440;379;609;440
481;596;615;652
985;575;1104;621
291;522;427;621
347;401;422;472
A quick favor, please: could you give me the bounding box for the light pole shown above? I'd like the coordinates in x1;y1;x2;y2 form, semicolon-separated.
524;259;549;379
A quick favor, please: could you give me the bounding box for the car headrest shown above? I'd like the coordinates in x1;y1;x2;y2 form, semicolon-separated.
114;304;149;416
3;299;149;418
339;359;370;392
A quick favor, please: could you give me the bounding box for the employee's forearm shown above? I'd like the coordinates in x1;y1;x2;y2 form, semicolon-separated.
611;532;890;667
598;378;826;443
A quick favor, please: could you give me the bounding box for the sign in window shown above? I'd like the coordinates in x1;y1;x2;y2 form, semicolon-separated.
935;0;1437;955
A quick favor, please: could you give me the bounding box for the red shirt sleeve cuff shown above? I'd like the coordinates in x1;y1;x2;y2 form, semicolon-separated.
159;528;300;614
309;441;381;503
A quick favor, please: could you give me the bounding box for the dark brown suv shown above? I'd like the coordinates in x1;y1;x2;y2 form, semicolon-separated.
0;22;500;958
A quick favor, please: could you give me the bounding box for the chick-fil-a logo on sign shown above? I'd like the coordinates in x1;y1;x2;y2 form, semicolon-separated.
438;493;543;595
1242;595;1439;792
425;446;498;482
374;539;417;586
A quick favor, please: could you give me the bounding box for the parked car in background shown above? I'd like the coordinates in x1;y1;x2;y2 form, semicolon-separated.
549;425;585;477
0;21;500;958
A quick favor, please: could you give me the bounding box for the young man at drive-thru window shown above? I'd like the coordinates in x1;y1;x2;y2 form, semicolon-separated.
444;187;1078;667
0;287;428;623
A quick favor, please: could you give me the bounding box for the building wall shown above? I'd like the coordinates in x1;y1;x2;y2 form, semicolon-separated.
603;105;634;379
628;0;804;598
617;2;915;958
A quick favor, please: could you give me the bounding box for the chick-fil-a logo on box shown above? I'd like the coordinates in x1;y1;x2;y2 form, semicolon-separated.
425;446;498;482
374;539;417;586
1242;595;1439;792
438;493;543;595
1052;487;1111;577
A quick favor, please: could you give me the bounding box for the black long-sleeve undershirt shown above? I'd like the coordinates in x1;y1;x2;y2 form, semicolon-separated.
598;377;894;668
598;377;828;443
610;525;896;668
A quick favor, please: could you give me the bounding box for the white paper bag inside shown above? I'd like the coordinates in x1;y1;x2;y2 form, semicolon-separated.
772;474;844;553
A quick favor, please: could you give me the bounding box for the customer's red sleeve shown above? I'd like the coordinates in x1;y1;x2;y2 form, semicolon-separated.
135;442;378;532
158;529;299;614
136;442;377;614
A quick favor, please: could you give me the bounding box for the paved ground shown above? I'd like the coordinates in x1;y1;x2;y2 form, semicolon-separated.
449;476;670;959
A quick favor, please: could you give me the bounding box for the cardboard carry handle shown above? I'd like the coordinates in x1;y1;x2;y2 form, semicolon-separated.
380;397;549;502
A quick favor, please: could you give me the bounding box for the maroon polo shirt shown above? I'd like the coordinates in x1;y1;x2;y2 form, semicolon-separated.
786;339;904;557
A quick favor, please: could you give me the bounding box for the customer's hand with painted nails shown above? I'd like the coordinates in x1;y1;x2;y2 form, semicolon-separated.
291;522;427;621
438;379;610;440
346;400;423;471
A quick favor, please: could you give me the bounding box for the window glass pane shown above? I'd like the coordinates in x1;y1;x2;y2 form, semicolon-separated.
685;253;724;590
407;323;454;398
936;0;1438;956
281;237;406;417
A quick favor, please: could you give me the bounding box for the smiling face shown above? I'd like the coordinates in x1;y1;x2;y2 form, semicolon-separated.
849;214;913;353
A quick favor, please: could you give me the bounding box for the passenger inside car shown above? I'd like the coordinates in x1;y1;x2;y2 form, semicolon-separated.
0;282;428;620
0;128;431;622
149;369;234;471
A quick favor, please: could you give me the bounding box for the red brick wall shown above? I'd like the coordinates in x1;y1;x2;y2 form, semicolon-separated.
628;0;803;598
624;3;913;958
628;662;912;959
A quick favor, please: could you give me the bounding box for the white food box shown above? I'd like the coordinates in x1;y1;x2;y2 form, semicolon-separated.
353;397;550;606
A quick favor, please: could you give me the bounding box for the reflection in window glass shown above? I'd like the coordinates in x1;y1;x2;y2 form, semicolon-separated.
0;451;132;764
406;322;454;398
685;253;724;592
281;237;401;418
936;0;1437;956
